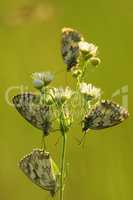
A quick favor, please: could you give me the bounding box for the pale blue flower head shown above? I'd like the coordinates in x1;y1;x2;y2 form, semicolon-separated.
32;72;54;89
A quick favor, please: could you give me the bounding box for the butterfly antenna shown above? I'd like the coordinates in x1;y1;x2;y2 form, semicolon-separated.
78;132;87;145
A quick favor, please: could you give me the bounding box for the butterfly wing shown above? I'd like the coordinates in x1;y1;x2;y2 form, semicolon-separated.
61;27;84;70
12;93;51;134
19;149;60;196
83;100;129;132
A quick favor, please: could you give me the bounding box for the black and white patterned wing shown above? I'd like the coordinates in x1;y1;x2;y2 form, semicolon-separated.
12;93;51;134
19;149;60;196
61;27;84;70
83;100;129;132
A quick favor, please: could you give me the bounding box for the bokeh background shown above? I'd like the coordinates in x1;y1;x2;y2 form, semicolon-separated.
0;0;132;200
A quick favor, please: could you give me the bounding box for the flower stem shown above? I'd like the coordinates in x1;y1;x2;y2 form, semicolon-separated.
60;132;67;200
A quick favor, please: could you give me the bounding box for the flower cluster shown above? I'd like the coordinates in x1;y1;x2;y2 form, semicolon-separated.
78;40;101;69
12;27;129;200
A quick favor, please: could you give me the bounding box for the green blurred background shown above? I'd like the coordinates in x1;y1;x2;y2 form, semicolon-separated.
0;0;132;200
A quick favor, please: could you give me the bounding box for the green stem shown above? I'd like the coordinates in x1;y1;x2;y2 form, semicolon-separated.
60;132;67;200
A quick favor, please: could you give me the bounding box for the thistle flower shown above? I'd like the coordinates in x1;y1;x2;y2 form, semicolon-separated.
50;87;74;104
79;82;101;100
32;72;54;89
78;41;98;57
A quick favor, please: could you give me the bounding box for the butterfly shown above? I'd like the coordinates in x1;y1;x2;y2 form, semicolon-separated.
61;27;84;70
82;100;129;132
12;93;52;135
19;149;60;196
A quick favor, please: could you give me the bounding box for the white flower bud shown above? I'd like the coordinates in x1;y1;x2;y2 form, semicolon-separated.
90;57;101;66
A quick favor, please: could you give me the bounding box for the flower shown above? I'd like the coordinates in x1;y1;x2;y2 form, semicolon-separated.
49;87;74;104
79;82;101;100
32;72;54;88
78;41;98;57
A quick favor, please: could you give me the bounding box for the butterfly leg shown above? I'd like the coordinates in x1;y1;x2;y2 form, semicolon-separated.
54;135;61;146
40;133;47;150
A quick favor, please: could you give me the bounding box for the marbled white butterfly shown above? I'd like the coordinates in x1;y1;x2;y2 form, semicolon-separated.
19;149;60;196
12;93;52;135
61;27;84;70
82;100;129;132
